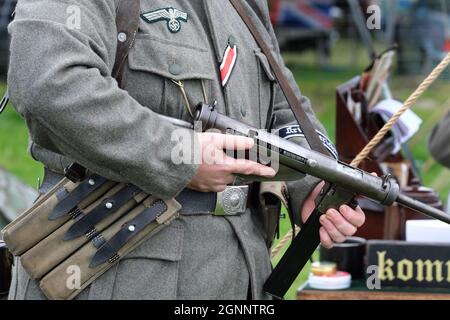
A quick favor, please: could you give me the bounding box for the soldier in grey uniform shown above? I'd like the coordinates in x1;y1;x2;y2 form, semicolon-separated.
429;111;450;168
7;0;366;300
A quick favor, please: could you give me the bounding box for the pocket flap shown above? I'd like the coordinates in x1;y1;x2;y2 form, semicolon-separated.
255;49;276;82
122;221;184;262
128;35;216;81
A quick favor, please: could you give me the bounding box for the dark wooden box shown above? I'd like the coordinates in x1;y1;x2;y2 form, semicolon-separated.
367;240;450;289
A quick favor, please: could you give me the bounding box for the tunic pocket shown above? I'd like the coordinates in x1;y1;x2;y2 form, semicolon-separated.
124;34;216;119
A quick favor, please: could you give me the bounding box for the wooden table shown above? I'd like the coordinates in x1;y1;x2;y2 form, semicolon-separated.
297;281;450;300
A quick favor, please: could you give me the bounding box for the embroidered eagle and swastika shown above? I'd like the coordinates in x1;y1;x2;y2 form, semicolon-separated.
141;7;188;33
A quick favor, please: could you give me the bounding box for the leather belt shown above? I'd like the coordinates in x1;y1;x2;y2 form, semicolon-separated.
175;186;249;216
41;168;249;217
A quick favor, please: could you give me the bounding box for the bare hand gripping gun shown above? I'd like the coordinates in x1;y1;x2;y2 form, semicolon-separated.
187;103;450;299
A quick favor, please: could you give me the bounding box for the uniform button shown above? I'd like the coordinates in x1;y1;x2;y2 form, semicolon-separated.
169;63;182;76
228;35;236;47
240;105;247;117
117;32;127;43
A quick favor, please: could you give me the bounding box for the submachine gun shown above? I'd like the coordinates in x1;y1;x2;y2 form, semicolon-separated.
189;102;450;299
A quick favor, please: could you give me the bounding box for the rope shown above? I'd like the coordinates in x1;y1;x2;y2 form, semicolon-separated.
270;226;300;259
351;52;450;167
270;52;450;259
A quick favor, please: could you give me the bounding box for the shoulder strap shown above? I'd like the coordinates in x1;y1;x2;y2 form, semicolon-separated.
112;0;141;88
229;0;330;157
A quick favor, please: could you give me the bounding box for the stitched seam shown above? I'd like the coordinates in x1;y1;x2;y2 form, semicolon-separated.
21;270;31;300
135;34;208;53
109;263;120;299
257;57;263;128
10;257;19;299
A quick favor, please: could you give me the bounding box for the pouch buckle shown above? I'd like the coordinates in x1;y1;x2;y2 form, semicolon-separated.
64;163;87;183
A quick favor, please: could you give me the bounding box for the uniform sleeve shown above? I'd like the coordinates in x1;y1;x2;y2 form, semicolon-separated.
257;1;331;221
8;0;199;199
429;111;450;168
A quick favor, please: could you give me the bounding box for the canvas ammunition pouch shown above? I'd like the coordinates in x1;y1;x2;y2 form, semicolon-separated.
0;0;182;300
2;166;181;300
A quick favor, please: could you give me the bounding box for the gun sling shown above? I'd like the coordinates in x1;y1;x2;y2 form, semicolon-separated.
228;0;356;299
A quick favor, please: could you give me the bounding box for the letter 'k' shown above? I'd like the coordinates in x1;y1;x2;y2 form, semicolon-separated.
377;251;395;281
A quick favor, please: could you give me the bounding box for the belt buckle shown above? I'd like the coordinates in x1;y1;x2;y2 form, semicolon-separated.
214;185;249;216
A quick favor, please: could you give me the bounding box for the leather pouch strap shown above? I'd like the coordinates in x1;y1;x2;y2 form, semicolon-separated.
112;0;141;88
64;184;142;240
90;200;168;267
48;174;109;220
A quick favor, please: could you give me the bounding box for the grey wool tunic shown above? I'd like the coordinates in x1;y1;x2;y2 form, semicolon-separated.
7;0;326;300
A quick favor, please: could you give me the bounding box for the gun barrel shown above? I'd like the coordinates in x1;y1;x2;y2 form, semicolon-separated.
195;103;400;206
194;103;450;224
397;193;450;224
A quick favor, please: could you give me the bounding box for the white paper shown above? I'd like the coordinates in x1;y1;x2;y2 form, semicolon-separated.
370;99;423;154
406;220;450;244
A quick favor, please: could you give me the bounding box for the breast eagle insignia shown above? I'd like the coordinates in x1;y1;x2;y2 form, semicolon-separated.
141;7;188;33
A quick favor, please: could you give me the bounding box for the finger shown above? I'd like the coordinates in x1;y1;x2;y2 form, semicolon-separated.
300;181;325;223
326;209;357;237
319;215;346;243
212;133;255;151
225;157;276;177
312;181;325;196
202;142;227;165
212;185;227;193
339;205;366;228
320;227;334;249
215;172;236;186
210;170;235;186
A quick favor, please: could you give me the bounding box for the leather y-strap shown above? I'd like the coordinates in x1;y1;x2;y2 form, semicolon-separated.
112;0;141;88
229;0;330;157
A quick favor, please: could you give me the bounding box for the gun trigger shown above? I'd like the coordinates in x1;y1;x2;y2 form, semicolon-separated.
349;198;359;210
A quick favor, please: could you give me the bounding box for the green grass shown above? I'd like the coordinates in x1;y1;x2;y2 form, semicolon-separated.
0;39;449;300
0;83;43;187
